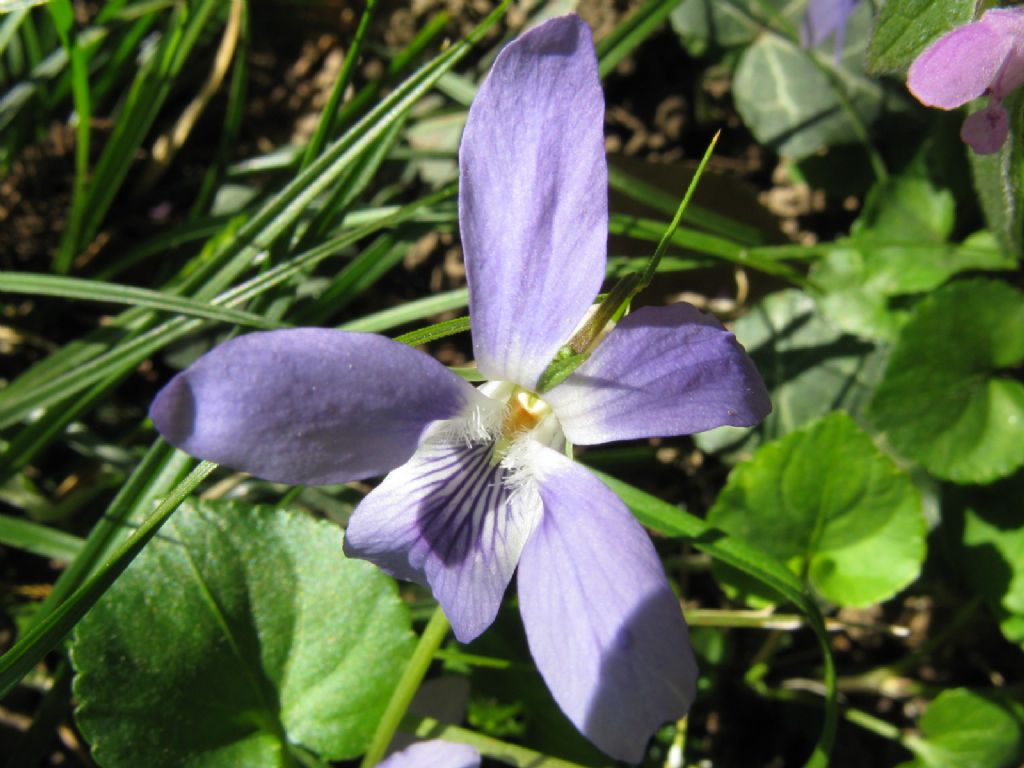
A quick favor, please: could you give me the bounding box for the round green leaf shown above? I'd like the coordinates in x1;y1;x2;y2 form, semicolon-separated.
733;4;884;158
944;475;1024;647
707;412;926;607
669;0;797;54
71;500;415;767
868;279;1024;484
811;231;1011;342
695;289;886;458
903;689;1024;768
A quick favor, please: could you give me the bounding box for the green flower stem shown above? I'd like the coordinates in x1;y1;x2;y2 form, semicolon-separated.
401;715;597;768
749;678;905;744
639;130;720;289
685;609;910;636
841;707;902;742
361;606;451;767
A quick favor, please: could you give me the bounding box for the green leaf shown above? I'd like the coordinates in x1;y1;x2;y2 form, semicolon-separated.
944;475;1024;647
809;157;1014;340
706;412;926;607
733;4;885;158
868;279;1024;484
671;0;761;54
811;233;1012;341
670;0;803;55
867;0;975;75
71;501;415;766
903;689;1024;768
854;169;955;244
695;289;886;457
970;90;1024;259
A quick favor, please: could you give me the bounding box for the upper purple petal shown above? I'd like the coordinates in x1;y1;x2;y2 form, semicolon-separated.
344;435;543;643
459;14;608;389
801;0;859;50
516;444;697;763
544;304;771;445
908;19;1013;109
377;740;480;768
150;329;482;485
984;8;1024;98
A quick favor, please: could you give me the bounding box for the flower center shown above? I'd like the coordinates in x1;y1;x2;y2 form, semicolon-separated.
501;388;551;438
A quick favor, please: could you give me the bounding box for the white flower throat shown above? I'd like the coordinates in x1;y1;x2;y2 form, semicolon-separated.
443;381;565;467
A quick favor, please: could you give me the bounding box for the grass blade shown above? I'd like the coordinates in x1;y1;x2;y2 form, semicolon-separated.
0;272;287;328
0;460;215;700
0;514;84;562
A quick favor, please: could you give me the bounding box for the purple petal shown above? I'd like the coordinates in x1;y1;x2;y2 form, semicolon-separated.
459;14;607;389
150;329;482;485
908;20;1012;109
378;741;480;768
516;444;696;763
961;99;1010;154
344;436;542;642
801;0;859;51
984;8;1024;98
544;304;771;445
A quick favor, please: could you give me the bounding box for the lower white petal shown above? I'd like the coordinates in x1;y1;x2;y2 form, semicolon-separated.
344;430;542;643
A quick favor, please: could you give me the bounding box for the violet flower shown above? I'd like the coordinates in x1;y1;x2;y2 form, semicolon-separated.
908;6;1024;154
801;0;861;62
377;741;479;768
150;15;770;762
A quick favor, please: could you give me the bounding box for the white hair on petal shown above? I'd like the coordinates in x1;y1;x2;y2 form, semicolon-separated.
500;414;565;493
500;438;543;512
423;385;507;447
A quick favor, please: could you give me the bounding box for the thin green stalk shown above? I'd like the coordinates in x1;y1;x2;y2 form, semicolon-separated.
394;316;471;347
640;130;720;288
333;11;450;135
843;707;902;742
270;0;378;263
536;132;725;393
302;0;376;166
596;0;680;79
753;682;905;744
361;607;451;767
48;0;92;273
0;272;285;328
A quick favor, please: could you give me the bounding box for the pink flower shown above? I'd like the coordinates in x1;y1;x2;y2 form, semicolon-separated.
908;7;1024;154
